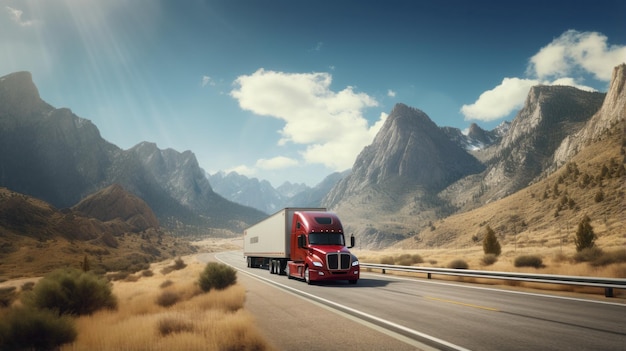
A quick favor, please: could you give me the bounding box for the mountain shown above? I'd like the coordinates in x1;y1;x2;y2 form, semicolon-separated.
72;183;159;232
276;181;309;198
0;186;196;277
323;103;485;247
208;171;286;214
441;122;509;151
324;65;623;248
440;84;606;211
286;171;348;208
208;171;344;213
0;71;265;235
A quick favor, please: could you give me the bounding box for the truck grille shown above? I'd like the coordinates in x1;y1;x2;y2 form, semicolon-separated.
327;253;351;270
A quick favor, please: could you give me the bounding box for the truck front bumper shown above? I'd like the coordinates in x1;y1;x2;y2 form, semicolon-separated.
309;266;360;282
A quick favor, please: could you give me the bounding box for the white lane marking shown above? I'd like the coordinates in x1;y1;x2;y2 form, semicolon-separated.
216;252;470;351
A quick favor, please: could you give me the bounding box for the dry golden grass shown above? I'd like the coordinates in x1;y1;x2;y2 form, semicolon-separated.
59;255;274;351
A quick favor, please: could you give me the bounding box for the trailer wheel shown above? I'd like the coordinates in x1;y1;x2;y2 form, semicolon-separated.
304;267;311;285
247;257;251;268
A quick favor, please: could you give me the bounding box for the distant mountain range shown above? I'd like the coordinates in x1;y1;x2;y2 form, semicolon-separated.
1;64;624;250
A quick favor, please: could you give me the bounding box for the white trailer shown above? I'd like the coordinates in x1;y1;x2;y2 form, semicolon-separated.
243;207;326;267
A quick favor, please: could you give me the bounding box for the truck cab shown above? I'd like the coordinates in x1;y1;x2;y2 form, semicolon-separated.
286;211;359;284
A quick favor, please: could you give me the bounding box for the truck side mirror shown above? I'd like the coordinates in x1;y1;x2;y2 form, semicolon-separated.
349;234;355;248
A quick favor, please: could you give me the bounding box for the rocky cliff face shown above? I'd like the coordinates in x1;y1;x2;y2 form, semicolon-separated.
552;63;626;169
467;85;606;202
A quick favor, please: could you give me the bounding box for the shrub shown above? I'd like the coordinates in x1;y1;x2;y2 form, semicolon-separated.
0;306;76;350
198;262;237;292
396;253;423;266
173;257;187;270
482;225;501;256
158;317;194;336
156;290;180;307
160;279;174;289
514;255;544;268
574;247;604;263
447;259;468;269
575;215;596;252
481;254;498;266
24;268;117;316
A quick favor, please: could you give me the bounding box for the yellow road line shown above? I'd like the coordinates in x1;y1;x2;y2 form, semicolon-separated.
425;296;500;312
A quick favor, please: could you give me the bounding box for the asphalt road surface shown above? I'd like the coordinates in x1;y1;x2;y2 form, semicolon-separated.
206;251;626;351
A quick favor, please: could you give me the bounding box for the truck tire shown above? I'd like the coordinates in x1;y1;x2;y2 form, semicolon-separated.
304;267;311;285
286;265;292;279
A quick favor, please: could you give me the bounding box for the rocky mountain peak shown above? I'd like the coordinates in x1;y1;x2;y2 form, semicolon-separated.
325;103;484;206
0;71;49;119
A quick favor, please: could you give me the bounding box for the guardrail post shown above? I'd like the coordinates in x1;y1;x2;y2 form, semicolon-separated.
605;287;614;298
427;273;431;279
382;268;386;274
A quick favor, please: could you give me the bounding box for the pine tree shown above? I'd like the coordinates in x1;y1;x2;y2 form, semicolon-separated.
482;225;501;256
575;215;596;252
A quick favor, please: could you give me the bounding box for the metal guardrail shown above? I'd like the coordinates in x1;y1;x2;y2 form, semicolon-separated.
360;263;626;298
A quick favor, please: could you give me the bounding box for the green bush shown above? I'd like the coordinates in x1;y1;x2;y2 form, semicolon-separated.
0;306;76;350
198;262;237;292
24;268;117;316
514;255;544;268
447;259;469;269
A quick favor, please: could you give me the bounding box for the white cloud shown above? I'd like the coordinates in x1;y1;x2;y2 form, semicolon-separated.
461;78;538;122
387;89;396;97
256;156;298;170
230;69;381;171
225;164;256;177
6;6;35;27
201;75;214;87
462;30;626;122
528;30;626;81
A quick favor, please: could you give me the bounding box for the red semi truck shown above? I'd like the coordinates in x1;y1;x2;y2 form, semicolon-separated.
243;208;359;284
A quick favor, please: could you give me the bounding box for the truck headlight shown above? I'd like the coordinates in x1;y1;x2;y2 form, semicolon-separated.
312;261;323;267
352;260;359;266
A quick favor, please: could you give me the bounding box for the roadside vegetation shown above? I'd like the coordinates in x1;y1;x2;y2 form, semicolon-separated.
0;255;273;351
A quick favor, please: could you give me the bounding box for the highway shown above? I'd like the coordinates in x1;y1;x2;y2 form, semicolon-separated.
210;251;626;351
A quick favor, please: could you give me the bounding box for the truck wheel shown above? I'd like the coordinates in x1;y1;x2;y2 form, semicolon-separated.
269;260;275;274
304;267;311;285
286;265;292;279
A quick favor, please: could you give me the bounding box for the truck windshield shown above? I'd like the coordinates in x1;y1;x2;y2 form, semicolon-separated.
308;233;345;246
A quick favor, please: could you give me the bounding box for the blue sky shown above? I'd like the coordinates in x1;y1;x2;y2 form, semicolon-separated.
2;0;625;187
